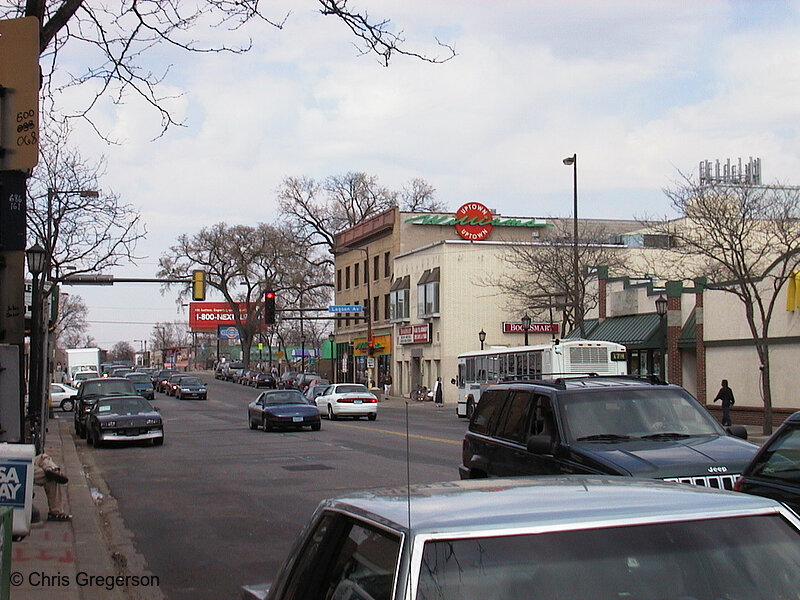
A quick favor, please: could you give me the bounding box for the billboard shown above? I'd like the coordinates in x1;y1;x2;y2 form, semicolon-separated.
190;302;252;331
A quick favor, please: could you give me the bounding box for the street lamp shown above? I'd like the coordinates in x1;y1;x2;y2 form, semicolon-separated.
339;245;373;387
26;243;46;452
563;154;583;337
478;329;486;351
521;313;532;346
655;295;668;380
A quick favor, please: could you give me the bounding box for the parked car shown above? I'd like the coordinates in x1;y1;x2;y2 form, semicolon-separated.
256;476;800;600
294;372;322;392
86;395;164;448
252;372;277;389
125;372;155;400
153;369;177;393
304;382;330;404
50;382;78;411
239;369;258;385
72;377;139;439
174;376;208;400
214;363;226;380
735;411;800;514
73;371;100;386
278;371;299;389
315;383;378;421
247;389;321;432
223;361;244;382
459;376;758;486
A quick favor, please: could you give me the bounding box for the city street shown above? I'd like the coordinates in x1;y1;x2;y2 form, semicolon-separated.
64;375;467;600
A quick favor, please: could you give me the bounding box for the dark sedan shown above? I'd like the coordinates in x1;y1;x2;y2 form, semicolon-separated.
252;372;277;388
86;395;164;447
735;411;800;514
125;372;155;400
174;376;208;400
248;390;321;432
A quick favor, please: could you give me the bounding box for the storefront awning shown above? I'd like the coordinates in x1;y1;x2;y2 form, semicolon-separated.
567;313;664;349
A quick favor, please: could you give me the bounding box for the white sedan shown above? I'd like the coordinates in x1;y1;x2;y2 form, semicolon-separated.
315;383;378;421
49;382;78;411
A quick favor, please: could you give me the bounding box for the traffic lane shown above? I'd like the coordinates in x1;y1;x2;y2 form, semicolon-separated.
84;386;465;600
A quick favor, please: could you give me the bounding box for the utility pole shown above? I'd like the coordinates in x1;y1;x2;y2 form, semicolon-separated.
0;17;40;443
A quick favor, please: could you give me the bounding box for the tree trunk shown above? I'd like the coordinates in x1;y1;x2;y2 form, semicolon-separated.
240;332;253;368
759;343;773;436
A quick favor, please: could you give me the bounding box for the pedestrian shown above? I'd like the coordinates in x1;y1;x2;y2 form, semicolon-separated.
713;379;735;426
434;377;443;407
33;453;72;521
383;372;393;399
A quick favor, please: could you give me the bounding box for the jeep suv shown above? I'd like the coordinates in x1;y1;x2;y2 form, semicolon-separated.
459;376;758;488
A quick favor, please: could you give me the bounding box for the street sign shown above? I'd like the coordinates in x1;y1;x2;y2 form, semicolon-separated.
329;305;363;313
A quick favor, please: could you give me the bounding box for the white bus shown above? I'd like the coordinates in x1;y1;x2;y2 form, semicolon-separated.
454;340;628;418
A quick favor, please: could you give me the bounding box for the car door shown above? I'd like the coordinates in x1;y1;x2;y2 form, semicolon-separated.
251;393;265;420
489;390;536;476
315;386;334;411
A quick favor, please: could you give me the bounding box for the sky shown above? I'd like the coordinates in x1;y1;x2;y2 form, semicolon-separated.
47;0;800;350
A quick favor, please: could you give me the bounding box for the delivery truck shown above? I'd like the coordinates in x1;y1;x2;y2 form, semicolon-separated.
65;348;101;385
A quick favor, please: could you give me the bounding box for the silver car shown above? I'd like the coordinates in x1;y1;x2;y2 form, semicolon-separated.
252;476;800;600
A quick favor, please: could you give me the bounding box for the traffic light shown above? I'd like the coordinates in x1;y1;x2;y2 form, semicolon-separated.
192;270;206;301
265;291;276;325
367;340;375;355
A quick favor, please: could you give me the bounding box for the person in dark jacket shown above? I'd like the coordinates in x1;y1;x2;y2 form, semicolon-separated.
713;379;735;426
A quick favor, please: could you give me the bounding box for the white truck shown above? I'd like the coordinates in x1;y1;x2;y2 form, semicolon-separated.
65;348;101;385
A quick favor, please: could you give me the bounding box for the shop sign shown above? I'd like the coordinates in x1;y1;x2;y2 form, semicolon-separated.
217;325;240;340
503;322;559;334
405;203;549;241
399;323;432;344
190;302;251;330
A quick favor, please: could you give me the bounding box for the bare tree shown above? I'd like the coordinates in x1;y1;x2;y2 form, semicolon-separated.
486;221;625;335
649;174;800;434
6;1;453;136
150;321;189;358
53;292;89;349
26;117;146;281
158;222;328;367
278;172;445;262
110;340;135;362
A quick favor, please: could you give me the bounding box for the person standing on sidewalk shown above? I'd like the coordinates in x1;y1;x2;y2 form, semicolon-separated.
383;372;392;399
433;377;443;407
33;453;72;521
713;379;735;426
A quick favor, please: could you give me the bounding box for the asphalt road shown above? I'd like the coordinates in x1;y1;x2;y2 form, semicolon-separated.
70;375;468;600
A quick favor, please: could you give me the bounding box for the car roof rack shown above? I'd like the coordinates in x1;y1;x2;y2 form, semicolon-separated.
498;374;669;390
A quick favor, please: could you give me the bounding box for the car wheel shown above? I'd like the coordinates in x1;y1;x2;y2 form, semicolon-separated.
153;435;164;446
466;399;475;419
86;428;93;446
328;405;337;421
176;391;181;400
262;417;272;432
60;398;74;412
368;413;377;421
312;422;321;431
249;415;257;430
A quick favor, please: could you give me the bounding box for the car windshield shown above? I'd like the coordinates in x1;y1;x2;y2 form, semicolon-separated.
336;385;368;394
748;425;800;483
81;380;136;396
126;374;150;383
95;397;153;415
416;514;800;600
264;392;307;406
558;388;723;441
180;378;203;386
75;372;99;380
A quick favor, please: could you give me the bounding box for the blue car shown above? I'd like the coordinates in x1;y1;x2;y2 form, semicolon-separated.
248;389;321;432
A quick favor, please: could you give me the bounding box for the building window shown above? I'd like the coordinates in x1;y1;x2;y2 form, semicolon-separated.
337;269;342;292
373;296;379;322
373;256;379;281
417;267;440;318
364;259;368;282
345;304;350;327
384;252;390;278
354;262;360;287
345;266;351;290
384;294;390;322
390;276;410;321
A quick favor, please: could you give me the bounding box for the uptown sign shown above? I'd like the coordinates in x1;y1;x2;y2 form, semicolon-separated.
405;202;549;241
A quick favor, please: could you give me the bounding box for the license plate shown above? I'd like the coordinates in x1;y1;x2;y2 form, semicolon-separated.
353;399;362;404
292;416;303;422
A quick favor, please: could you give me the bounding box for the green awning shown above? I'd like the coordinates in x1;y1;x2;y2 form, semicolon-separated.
567;313;664;349
679;309;696;348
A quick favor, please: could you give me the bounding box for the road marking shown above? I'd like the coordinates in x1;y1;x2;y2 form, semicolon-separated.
333;422;461;446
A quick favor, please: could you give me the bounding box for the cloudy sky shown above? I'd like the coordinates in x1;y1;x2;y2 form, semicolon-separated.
54;0;800;350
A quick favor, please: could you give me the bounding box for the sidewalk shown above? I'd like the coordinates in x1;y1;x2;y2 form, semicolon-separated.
9;417;164;600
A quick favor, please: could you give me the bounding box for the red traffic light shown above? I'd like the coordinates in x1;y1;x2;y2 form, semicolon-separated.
265;291;276;325
266;291;275;299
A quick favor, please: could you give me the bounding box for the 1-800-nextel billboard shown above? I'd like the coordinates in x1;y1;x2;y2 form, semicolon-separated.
190;302;252;331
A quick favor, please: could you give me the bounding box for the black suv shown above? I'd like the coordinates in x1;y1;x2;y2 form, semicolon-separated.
459;376;758;489
72;377;138;438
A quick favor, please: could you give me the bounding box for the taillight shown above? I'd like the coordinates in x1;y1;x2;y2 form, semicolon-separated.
338;398;353;403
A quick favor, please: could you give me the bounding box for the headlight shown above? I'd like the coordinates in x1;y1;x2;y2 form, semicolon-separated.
100;421;116;429
146;418;161;426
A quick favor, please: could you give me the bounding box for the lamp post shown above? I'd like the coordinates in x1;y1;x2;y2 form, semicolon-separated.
339;245;373;387
26;243;46;452
562;154;583;337
655;294;668;380
478;329;486;351
521;313;532;346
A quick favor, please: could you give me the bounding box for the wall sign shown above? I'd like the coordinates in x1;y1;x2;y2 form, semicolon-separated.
503;322;559;334
398;323;432;344
405;203;549;241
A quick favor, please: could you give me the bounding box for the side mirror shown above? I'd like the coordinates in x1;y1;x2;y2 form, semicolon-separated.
153;406;160;412
526;434;555;455
726;425;748;440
